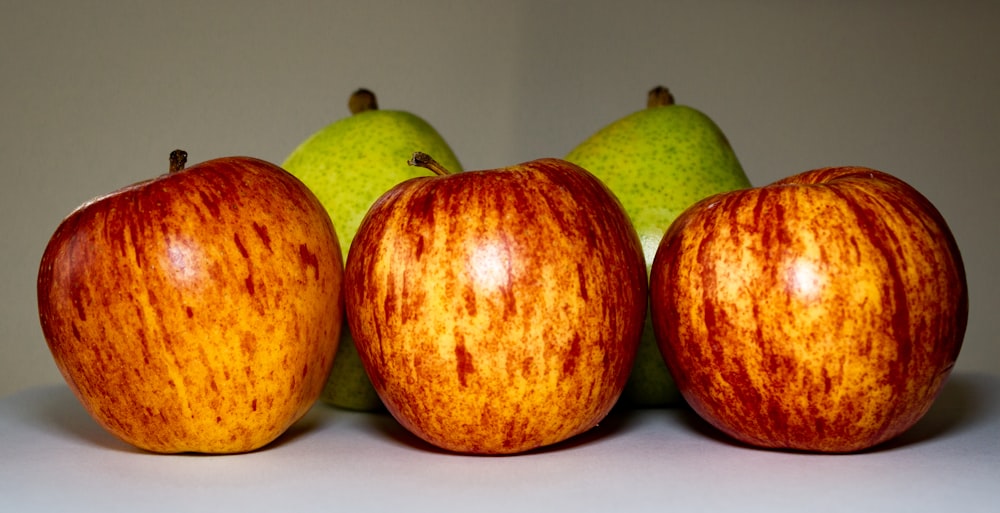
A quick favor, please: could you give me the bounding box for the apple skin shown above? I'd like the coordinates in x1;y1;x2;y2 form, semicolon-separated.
37;152;344;454
345;156;647;454
649;166;967;453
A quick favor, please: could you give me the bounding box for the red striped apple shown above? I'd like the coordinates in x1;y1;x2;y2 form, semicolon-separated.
345;153;647;454
649;166;967;452
37;151;343;454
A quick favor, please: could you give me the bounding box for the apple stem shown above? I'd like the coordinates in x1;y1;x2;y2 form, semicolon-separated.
408;152;452;176
169;149;188;174
349;88;378;114
647;86;675;108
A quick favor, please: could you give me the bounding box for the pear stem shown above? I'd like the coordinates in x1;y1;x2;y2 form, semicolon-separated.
647;86;675;108
169;149;187;174
349;88;378;114
408;152;452;176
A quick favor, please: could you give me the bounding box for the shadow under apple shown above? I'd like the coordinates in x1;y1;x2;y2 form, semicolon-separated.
28;384;140;453
672;372;995;454
29;384;333;455
27;372;993;456
365;406;642;457
877;372;994;451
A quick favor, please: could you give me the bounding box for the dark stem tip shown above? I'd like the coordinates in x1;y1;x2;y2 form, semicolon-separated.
169;149;188;174
349;88;379;114
408;152;451;176
647;86;675;108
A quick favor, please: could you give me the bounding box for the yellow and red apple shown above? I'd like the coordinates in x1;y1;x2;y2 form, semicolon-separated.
344;153;647;454
649;166;967;452
37;151;343;454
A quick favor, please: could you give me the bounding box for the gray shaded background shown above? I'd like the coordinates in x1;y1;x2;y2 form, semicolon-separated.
2;0;997;397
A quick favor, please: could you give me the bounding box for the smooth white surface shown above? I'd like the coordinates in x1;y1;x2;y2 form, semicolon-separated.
2;373;998;513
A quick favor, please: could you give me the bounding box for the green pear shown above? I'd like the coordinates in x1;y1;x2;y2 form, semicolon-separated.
283;88;462;411
566;86;751;407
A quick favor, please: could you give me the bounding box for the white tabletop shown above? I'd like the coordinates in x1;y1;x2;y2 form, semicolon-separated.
2;373;998;513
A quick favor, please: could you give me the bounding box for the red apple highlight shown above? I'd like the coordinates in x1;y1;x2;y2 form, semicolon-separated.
37;151;343;454
650;166;967;452
344;153;647;454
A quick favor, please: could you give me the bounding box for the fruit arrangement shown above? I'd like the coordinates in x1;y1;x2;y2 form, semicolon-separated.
36;87;967;455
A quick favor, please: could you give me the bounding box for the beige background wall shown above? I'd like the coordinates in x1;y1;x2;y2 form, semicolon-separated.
2;0;997;397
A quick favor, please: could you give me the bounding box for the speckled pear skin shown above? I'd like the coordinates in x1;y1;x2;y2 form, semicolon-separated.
318;330;382;411
566;88;751;407
282;90;462;410
283;107;463;258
